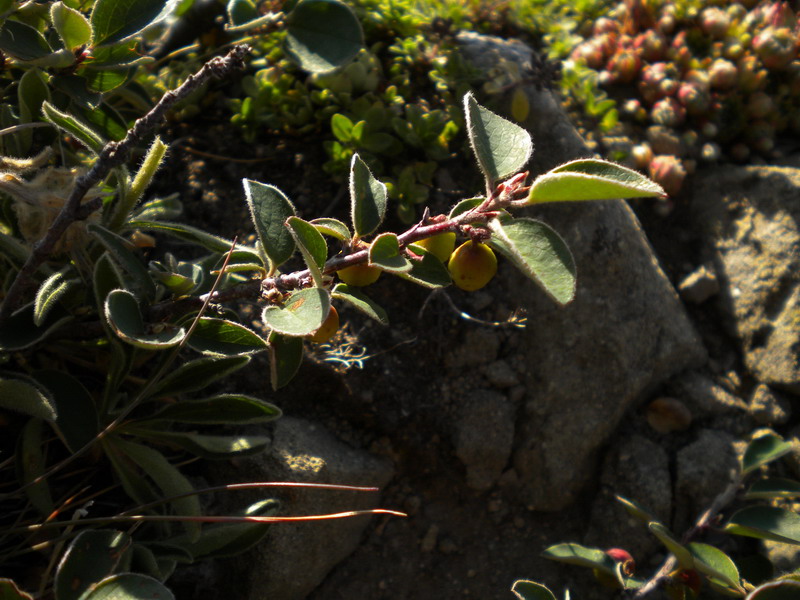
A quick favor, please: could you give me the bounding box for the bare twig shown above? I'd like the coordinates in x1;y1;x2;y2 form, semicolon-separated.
0;44;251;323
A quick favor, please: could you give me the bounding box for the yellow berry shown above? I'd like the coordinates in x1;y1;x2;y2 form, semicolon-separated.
415;231;456;263
447;241;497;291
307;306;339;343
337;263;382;287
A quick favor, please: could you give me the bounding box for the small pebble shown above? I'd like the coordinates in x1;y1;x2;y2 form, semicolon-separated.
646;397;693;433
678;265;719;304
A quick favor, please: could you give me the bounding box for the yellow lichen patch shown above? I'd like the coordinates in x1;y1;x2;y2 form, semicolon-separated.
282;451;325;474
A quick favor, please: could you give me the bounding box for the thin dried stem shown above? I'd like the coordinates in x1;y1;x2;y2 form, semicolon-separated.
0;44;251;323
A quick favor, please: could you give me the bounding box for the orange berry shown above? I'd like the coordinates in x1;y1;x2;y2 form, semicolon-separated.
447;241;497;291
337;263;381;287
307;306;339;343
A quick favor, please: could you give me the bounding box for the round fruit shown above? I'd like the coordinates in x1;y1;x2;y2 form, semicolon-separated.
447;241;498;291
307;306;339;343
416;232;456;263
337;263;381;287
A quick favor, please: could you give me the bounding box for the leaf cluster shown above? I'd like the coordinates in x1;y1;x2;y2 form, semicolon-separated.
514;433;800;600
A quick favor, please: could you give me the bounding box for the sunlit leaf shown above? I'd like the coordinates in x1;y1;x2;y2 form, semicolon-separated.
488;217;575;305
368;233;411;273
687;542;742;591
54;530;132;600
511;580;557;600
284;0;363;73
76;573;174;600
310;217;351;242
331;283;388;324
649;522;694;569
725;506;800;546
105;289;186;349
529;159;665;203
243;179;296;271
148;355;251;399
145;394;281;425
262;287;330;337
464;91;532;183
745;478;800;500
350;154;387;238
51;2;92;50
90;0;170;46
186;318;268;356
743;433;793;475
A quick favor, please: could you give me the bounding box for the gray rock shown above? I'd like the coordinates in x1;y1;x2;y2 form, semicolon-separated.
585;435;672;559
453;389;515;491
674;429;739;531
444;328;501;370
690;164;800;391
749;384;791;425
678;264;719;304
484;360;519;389
673;371;749;417
213;417;394;600
457;32;707;510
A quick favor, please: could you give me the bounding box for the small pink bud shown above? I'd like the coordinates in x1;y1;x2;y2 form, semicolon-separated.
605;548;636;576
649;155;687;196
631;143;653;170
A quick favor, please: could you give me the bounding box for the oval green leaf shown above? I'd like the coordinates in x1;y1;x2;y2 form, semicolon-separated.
0;302;72;351
286;216;327;286
0;20;52;61
51;2;92;50
105;289;186;349
112;438;201;540
147;355;251;399
511;580;557;600
0;578;34;599
89;224;157;301
541;543;617;577
243;179;296;271
687;542;742;591
747;580;800;600
332;283;388;324
311;217;351;242
34;369;98;452
0;376;56;421
55;530;132;600
649;522;695;569
398;244;452;288
76;573;174;600
90;0;169;46
488;217;576;305
350;153;387;238
725;506;800;545
18;419;54;516
146;394;281;425
743;433;793;475
448;196;484;219
746;478;800;500
186;317;268;356
529;159;666;203
615;495;659;525
124;428;269;460
262;287;330;337
463;91;532;184
269;331;304;390
284;0;363;73
42;101;105;153
368;233;411;273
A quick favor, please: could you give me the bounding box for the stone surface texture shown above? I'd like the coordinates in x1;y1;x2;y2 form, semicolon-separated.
458;31;707;510
212;417;394;600
690;165;800;391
